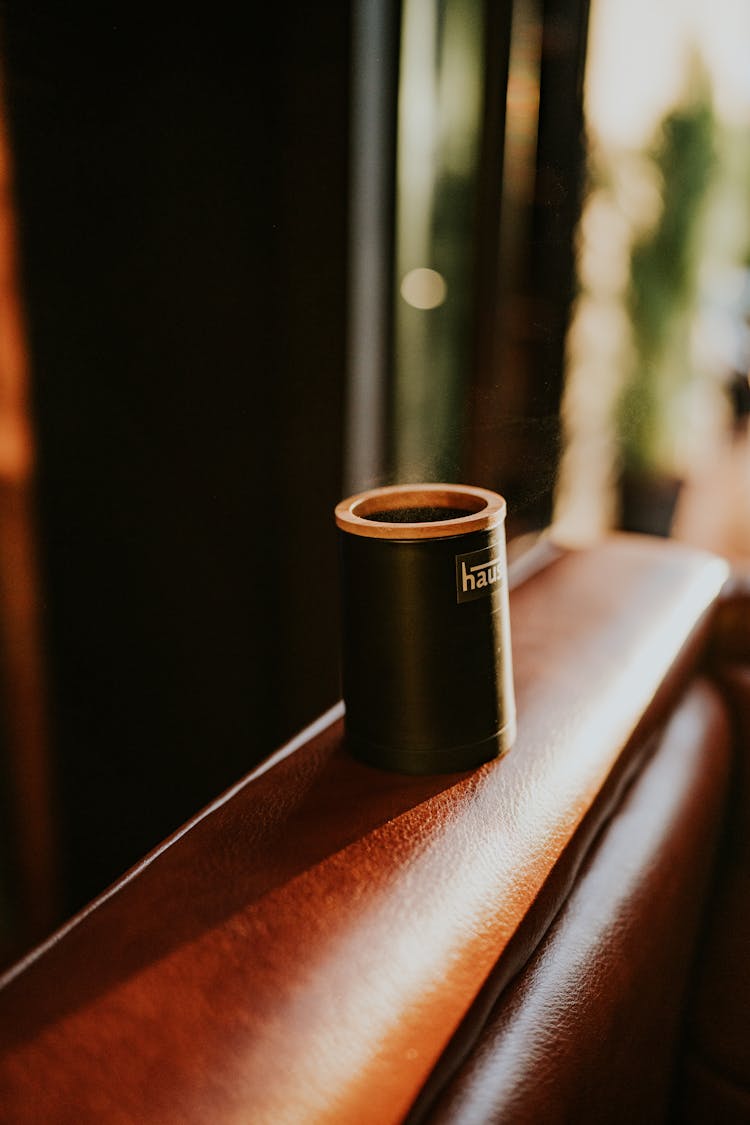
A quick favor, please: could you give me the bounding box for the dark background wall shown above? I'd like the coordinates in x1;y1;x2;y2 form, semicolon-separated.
0;5;350;912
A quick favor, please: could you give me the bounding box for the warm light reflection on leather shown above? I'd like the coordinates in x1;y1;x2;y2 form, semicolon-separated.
173;540;729;1125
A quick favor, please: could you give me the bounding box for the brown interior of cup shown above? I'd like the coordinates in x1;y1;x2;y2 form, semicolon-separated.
361;506;474;524
351;488;488;524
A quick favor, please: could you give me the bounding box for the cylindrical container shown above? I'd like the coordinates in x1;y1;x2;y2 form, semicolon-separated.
335;483;516;774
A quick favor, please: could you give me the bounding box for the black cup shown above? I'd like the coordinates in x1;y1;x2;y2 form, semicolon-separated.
335;483;516;774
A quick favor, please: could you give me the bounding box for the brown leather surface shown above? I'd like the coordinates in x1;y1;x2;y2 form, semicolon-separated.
418;679;731;1124
710;573;750;665
677;663;750;1119
679;1054;750;1125
0;535;729;1123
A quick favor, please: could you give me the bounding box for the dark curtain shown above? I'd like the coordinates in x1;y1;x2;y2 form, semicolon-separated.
0;5;350;912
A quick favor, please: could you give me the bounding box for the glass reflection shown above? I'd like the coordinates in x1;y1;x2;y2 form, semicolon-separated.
393;0;485;481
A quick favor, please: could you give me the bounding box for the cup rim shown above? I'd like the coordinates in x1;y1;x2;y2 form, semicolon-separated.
335;483;506;540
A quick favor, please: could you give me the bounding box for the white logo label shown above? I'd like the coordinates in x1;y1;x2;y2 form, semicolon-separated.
455;545;503;603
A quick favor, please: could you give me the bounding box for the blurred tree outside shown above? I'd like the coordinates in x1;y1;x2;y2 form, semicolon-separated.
619;88;716;478
554;2;750;544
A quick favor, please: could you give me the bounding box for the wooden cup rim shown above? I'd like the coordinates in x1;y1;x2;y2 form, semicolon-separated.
335;483;506;540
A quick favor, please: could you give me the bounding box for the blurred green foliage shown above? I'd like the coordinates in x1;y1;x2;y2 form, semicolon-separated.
620;86;717;473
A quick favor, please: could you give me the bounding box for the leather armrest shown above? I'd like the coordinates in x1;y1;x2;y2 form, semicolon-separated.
708;573;750;665
0;535;729;1123
420;678;731;1124
678;661;750;1121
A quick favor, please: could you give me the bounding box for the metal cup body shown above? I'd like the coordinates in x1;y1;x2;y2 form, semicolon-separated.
336;485;516;774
